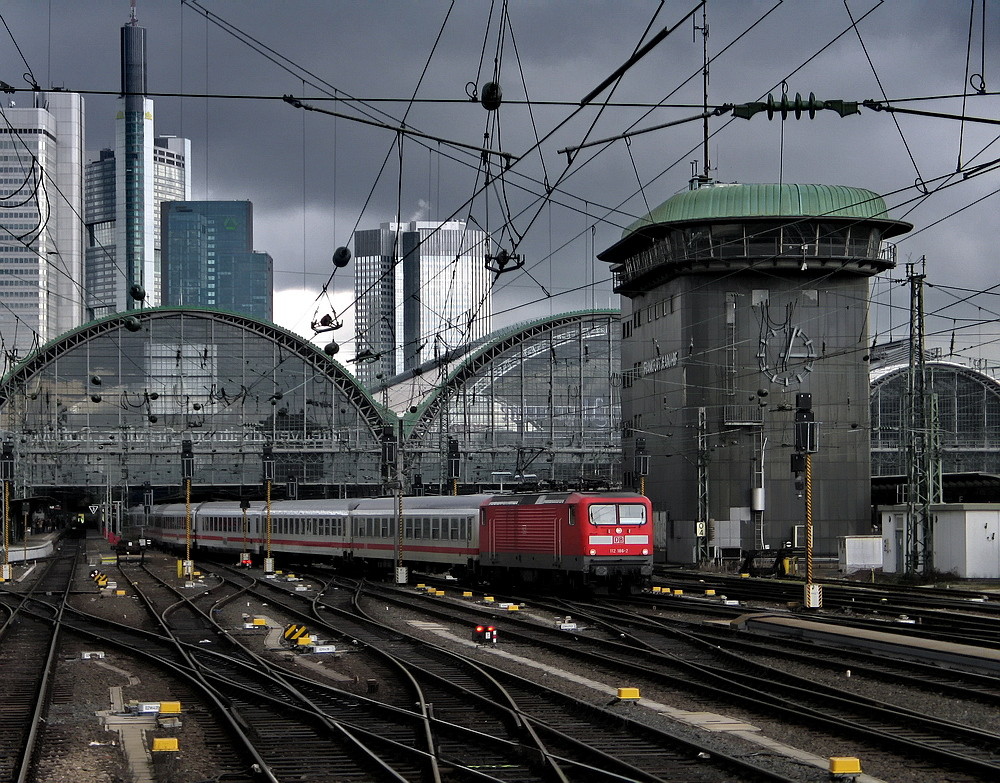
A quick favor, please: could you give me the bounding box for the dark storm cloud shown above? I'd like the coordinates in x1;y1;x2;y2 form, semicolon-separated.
2;1;999;358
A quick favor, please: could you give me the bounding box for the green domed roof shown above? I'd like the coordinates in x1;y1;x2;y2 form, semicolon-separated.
623;182;908;237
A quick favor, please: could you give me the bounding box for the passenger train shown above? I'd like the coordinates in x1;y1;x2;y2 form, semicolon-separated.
132;491;654;591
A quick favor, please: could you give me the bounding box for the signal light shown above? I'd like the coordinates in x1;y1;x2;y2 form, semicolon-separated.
474;625;497;644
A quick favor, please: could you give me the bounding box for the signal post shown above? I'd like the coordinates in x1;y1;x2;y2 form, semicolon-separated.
791;393;821;608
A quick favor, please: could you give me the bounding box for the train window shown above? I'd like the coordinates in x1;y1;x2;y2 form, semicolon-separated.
589;503;647;525
619;504;647;525
381;518;391;538
404;519;414;539
568;507;575;526
431;517;440;540
589;505;617;525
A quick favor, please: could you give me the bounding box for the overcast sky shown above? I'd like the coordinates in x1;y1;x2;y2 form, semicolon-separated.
2;1;999;366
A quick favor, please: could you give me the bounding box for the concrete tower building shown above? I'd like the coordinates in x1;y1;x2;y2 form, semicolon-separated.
85;7;190;318
599;182;911;559
0;91;85;368
354;220;490;387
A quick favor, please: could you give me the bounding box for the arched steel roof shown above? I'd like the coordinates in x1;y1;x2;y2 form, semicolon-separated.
869;360;1000;396
390;309;619;441
0;307;388;433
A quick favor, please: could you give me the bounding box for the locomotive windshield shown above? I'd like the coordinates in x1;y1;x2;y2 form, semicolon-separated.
589;503;647;525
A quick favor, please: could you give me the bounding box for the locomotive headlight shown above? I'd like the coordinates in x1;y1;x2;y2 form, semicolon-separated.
615;527;622;534
589;548;597;556
642;548;649;555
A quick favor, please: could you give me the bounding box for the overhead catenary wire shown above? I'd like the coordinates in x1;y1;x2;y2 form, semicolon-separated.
0;0;996;396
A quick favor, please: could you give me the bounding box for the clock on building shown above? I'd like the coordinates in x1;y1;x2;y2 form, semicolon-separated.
758;324;815;386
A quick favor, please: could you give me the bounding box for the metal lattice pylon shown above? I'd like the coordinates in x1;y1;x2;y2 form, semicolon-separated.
903;260;942;575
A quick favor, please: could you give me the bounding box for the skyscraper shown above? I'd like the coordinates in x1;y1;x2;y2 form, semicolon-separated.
84;7;190;318
161;200;273;321
353;220;490;387
0;91;85;369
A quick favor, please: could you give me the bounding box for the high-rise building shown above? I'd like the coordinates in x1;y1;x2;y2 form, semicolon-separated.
160;200;273;321
354;220;490;387
0;91;85;369
84;8;191;319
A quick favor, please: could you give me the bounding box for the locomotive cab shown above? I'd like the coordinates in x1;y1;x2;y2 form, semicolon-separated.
479;492;653;592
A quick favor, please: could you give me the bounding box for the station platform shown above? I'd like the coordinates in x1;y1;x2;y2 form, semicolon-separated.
0;529;59;564
735;612;1000;674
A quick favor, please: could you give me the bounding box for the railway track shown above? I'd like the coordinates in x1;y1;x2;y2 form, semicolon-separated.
594;597;1000;705
656;570;1000;646
11;538;997;782
0;542;85;783
221;564;803;783
116;562;445;782
344;574;1000;782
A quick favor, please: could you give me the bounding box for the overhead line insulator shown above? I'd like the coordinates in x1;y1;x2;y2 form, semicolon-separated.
731;92;860;121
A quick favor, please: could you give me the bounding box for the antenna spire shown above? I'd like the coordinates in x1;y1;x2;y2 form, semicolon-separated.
695;3;711;183
129;0;138;26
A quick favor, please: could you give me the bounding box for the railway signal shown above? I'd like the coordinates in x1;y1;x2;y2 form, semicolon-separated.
1;441;12;581
447;437;461;495
474;624;497;645
634;437;649;496
262;445;275;574
180;440;194;580
792;393;821;609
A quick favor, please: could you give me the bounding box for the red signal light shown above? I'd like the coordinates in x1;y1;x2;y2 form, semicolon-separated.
475;625;485;633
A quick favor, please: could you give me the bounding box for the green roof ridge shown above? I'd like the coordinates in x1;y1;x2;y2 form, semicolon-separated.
624;182;899;237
